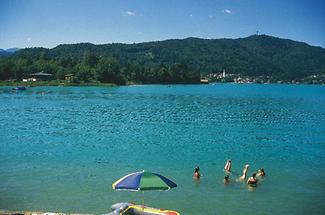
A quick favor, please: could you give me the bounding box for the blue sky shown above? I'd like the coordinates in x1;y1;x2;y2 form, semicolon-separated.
0;0;324;49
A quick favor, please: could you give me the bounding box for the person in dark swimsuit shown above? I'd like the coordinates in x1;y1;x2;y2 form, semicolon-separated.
247;173;258;186
224;175;230;184
193;166;201;179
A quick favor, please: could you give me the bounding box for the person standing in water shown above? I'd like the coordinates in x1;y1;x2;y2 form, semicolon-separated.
257;168;266;177
223;175;230;184
224;159;232;172
239;164;249;181
247;173;258;186
193;166;201;179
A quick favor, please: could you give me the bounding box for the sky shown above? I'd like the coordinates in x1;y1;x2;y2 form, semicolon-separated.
0;0;324;49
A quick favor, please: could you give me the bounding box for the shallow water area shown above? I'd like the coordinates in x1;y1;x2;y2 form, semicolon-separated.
1;84;325;215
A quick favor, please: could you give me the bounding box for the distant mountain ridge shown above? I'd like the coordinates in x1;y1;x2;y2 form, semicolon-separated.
0;48;20;56
13;35;325;79
6;48;21;53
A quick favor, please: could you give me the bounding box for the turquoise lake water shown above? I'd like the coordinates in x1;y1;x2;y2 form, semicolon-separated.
0;84;325;215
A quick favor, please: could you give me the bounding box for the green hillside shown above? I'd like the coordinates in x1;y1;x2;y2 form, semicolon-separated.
1;35;325;84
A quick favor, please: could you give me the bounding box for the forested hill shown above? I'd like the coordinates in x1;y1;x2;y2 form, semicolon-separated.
1;35;325;84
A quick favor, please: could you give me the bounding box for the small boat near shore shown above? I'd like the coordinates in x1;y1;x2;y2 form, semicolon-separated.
12;86;27;91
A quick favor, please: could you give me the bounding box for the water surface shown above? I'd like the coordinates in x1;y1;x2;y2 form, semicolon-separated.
1;84;325;215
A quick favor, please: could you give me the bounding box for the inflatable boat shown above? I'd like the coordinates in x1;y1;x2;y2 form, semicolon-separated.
107;202;180;215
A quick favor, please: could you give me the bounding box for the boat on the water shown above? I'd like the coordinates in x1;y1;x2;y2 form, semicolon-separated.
12;86;27;91
107;202;180;215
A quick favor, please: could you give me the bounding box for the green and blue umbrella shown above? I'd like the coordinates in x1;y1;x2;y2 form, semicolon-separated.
112;170;177;191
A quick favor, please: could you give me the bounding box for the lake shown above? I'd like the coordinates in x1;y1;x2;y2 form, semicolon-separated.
0;84;325;215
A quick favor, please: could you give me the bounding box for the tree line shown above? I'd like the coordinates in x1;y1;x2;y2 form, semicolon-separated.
0;51;201;85
1;34;325;84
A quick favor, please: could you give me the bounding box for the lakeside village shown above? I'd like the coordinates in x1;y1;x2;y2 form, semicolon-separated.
3;70;325;86
201;70;325;85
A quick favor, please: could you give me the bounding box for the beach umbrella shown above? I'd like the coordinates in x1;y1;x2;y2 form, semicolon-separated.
112;170;177;205
112;170;177;191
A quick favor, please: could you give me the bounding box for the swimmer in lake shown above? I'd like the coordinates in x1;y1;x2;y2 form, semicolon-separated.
239;164;249;181
193;166;201;179
247;173;258;186
257;168;266;177
224;159;231;172
224;175;230;184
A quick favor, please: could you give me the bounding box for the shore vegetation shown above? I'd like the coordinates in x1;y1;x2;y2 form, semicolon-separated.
1;35;325;85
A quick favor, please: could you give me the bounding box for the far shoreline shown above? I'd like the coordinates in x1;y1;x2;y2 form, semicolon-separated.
0;80;324;87
0;80;116;87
